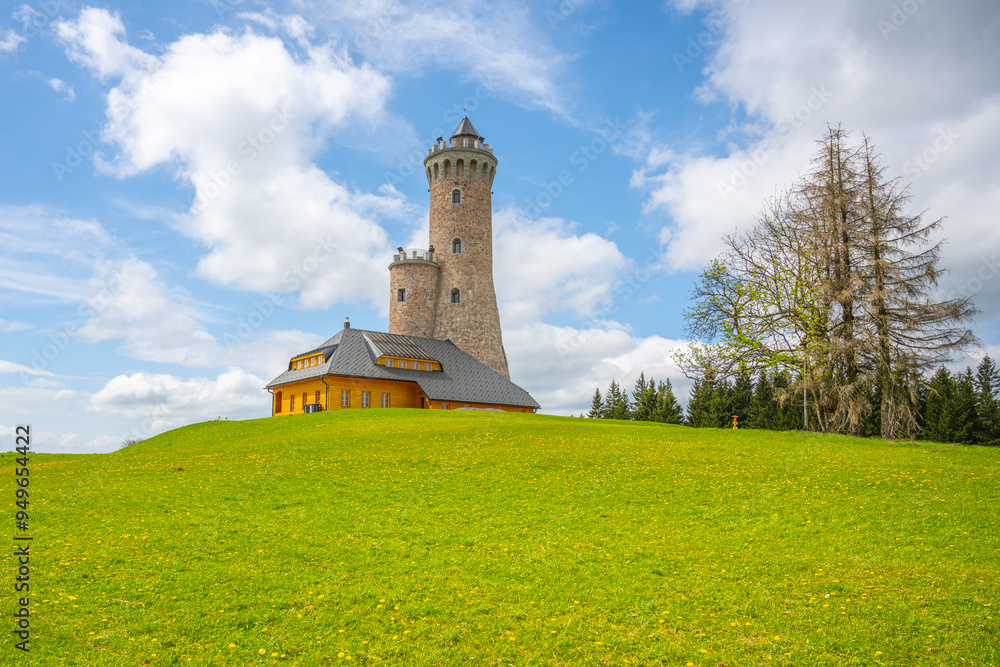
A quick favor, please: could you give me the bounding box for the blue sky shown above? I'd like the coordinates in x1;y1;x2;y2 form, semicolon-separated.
2;0;998;452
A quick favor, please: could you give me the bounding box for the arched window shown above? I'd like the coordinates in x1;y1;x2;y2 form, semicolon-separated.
452;189;461;204
451;288;461;304
452;238;462;254
444;160;451;179
397;288;406;302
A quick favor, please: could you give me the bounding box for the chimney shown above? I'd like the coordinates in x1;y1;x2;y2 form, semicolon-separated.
344;317;350;329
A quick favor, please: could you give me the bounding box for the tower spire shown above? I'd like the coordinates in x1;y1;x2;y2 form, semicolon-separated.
451;115;482;141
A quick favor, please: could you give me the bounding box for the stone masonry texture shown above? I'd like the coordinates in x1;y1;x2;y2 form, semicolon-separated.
387;129;510;380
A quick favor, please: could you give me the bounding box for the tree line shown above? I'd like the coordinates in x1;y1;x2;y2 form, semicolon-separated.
587;356;1000;446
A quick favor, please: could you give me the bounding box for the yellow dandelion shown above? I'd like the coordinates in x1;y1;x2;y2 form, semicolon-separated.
258;649;266;655
228;643;236;649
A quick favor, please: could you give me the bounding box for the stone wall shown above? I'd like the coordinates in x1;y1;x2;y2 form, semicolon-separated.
424;144;510;379
388;257;438;339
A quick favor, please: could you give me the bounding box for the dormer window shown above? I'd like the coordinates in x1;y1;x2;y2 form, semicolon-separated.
452;189;461;204
452;238;462;254
451;288;461;304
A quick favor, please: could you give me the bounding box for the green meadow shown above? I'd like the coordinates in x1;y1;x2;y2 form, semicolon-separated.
4;410;999;666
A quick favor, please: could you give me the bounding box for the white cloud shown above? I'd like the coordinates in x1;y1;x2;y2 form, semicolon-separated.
311;0;574;115
639;0;1000;330
0;385;83;415
87;367;270;432
76;257;322;374
47;77;76;101
57;8;405;311
505;321;692;415
0;205;116;304
0;28;26;54
0;319;32;332
493;207;630;326
55;7;156;80
0;360;57;377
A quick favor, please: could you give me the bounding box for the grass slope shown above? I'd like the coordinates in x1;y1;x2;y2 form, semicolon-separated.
4;410;999;666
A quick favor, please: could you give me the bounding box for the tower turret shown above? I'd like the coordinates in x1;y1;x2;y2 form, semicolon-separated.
388;246;438;339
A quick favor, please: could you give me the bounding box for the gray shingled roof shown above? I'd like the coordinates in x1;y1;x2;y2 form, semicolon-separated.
265;327;539;409
451;115;482;140
362;330;428;360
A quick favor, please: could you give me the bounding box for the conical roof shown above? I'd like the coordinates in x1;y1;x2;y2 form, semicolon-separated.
451;115;482;140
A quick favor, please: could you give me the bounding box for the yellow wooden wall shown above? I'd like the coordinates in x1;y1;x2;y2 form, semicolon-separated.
270;375;533;415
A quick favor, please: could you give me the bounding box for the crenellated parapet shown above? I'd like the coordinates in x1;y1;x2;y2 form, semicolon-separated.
389;247;439;267
424;129;497;188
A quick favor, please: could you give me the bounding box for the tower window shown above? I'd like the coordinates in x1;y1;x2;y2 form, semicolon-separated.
452;189;461;204
451;288;461;304
397;288;406;302
452;238;462;254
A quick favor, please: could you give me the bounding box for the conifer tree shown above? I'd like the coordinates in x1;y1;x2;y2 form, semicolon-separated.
922;366;955;443
653;379;684;424
631;373;656;422
974;356;1000;446
749;373;776;430
604;380;632;420
952;369;980;444
730;370;754;427
686;368;728;427
588;388;605;419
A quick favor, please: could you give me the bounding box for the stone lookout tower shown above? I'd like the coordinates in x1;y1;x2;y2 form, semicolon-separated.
388;116;510;379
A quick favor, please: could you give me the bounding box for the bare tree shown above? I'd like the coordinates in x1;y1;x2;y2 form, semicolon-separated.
854;135;979;437
677;125;978;438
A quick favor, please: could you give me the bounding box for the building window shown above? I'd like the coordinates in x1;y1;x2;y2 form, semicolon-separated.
381;392;390;408
451;288;460;304
274;391;282;413
397;288;406;302
385;358;393;367
302;393;307;409
341;390;350;407
315;390;321;405
362;391;370;408
290;394;296;412
452;189;461;204
452;238;462;254
424;362;432;371
442;403;450;410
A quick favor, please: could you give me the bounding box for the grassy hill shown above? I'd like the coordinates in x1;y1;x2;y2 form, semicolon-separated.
5;410;999;666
